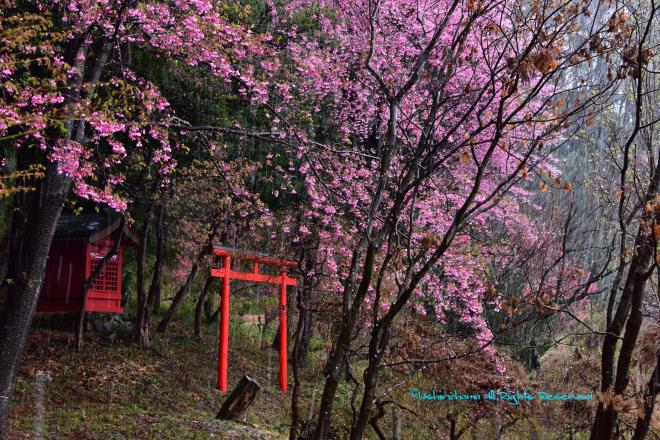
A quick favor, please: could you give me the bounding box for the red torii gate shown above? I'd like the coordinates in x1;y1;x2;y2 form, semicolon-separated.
210;246;297;393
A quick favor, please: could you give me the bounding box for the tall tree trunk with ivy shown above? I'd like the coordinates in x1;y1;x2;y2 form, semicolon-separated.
0;21;112;434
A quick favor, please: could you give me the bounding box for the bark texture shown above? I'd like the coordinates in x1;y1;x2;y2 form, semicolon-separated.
133;204;154;347
289;247;317;440
156;222;220;333
194;274;215;338
632;358;659;440
0;163;70;437
591;157;659;440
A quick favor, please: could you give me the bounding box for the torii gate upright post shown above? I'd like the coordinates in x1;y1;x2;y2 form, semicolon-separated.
219;254;230;393
278;269;287;391
211;246;297;393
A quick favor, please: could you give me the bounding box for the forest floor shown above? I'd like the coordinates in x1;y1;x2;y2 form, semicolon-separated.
9;304;636;439
7;316;303;440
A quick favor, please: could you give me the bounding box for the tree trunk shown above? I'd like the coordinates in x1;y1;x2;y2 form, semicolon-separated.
194;274;214;338
591;158;659;440
289;292;306;439
0;147;16;286
351;322;389;440
216;375;260;420
156;261;199;333
0;163;71;438
0;26;117;432
449;415;457;440
368;400;387;440
632;357;659;440
148;204;165;317
296;248;317;366
272;326;281;351
289;321;304;440
290;248;318;440
591;11;658;436
314;242;376;440
207;304;221;324
314;323;351;439
313;99;397;439
392;405;401;440
157;222;220;333
0;36;88;431
132;179;167;347
204;293;215;323
298;311;313;365
133;205;153;347
75;218;125;351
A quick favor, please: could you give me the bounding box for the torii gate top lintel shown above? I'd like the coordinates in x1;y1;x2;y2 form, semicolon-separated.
212;245;297;267
210;245;297;393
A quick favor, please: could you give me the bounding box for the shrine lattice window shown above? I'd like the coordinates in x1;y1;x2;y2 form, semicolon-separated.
89;257;119;291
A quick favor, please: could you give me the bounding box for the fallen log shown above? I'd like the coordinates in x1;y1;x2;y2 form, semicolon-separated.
216;375;261;420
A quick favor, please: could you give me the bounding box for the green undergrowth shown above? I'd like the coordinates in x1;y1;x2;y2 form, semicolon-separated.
8;313;302;440
7;295;559;439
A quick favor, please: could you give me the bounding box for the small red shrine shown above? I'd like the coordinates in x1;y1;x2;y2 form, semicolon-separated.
37;215;139;314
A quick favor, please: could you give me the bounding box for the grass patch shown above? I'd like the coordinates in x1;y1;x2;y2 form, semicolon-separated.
8;320;292;440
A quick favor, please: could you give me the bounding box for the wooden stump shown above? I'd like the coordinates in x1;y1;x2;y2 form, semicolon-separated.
216;375;261;420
